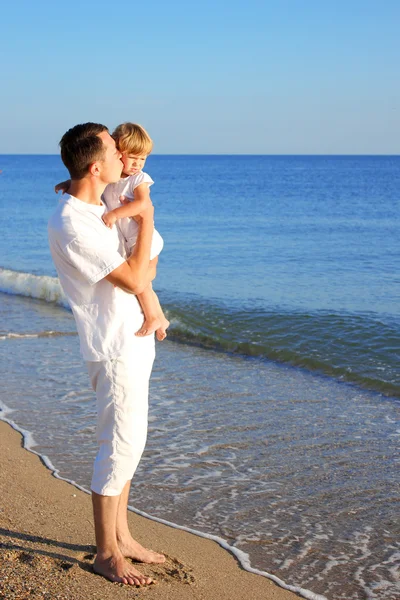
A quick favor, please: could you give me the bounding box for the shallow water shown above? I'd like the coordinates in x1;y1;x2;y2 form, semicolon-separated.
1;293;399;599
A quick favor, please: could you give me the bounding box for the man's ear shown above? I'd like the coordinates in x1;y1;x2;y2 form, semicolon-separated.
89;161;101;177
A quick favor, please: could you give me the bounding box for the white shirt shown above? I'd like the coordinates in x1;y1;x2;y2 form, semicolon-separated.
103;171;164;259
48;195;144;361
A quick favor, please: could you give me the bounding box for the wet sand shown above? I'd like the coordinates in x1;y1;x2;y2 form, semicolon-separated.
0;420;301;600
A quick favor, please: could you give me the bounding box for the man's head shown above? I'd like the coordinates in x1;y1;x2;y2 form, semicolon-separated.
60;123;122;183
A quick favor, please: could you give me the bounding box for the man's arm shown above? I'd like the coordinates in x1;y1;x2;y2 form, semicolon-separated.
105;202;155;295
106;256;157;295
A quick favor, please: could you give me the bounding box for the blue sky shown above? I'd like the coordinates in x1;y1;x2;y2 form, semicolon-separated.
1;0;399;153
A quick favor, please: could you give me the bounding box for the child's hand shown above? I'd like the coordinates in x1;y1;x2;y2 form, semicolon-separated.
102;211;117;229
55;179;71;194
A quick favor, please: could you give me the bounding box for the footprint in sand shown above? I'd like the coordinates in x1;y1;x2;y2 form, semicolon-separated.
152;555;195;585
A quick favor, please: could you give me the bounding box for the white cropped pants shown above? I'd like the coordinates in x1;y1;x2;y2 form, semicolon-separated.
86;336;155;496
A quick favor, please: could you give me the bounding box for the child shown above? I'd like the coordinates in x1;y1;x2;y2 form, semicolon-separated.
103;122;169;341
56;122;169;341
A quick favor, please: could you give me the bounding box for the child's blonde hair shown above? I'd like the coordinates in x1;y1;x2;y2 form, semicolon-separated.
112;122;153;155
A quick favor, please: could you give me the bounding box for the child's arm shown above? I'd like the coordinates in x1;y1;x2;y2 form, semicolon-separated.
55;179;71;194
102;183;153;228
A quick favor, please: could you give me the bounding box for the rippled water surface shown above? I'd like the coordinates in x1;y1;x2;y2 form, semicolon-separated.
1;294;399;599
1;154;399;396
0;154;399;599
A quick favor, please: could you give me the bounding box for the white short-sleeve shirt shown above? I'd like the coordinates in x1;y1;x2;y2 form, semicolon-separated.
103;171;164;259
48;195;145;361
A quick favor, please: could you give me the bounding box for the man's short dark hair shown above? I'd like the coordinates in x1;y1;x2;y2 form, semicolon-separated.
60;123;108;180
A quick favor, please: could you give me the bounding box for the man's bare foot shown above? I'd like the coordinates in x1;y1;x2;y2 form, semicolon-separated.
93;552;153;586
156;316;170;342
118;535;166;564
135;317;161;337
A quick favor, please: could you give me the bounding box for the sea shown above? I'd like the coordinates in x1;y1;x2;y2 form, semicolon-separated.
0;154;399;600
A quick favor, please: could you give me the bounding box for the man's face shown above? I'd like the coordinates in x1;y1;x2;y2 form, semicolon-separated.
97;131;123;183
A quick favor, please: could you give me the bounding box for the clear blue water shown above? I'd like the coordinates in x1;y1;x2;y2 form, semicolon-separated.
0;155;399;600
0;154;399;395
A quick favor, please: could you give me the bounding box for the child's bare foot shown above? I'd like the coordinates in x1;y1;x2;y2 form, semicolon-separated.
136;318;161;337
156;328;166;341
156;317;170;342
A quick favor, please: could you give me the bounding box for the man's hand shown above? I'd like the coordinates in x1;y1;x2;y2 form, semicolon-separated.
55;179;71;194
102;211;118;229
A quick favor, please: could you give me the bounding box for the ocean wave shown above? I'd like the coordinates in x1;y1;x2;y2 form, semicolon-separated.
164;304;400;398
1;267;399;398
0;267;68;307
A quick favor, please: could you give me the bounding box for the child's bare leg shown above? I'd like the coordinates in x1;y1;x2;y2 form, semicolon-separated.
135;284;162;337
152;291;170;342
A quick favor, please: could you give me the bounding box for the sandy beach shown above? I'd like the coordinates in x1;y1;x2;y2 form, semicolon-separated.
0;420;302;600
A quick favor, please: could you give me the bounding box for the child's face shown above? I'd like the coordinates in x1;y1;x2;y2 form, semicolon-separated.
121;152;147;176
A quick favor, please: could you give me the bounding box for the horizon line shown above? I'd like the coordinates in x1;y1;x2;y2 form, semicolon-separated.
1;152;399;157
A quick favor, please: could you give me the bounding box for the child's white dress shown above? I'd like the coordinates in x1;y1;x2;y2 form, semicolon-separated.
102;171;164;260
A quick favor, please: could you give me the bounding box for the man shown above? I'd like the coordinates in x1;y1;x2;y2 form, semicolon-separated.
48;123;165;586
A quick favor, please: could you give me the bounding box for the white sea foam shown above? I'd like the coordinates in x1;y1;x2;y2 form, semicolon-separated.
0;399;328;600
0;331;75;340
0;400;88;496
0;333;39;339
0;267;68;308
